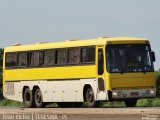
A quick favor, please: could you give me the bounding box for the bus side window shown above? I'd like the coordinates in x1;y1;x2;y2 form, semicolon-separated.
29;51;43;67
17;52;28;67
98;49;104;75
44;50;55;66
81;47;95;63
68;48;80;64
56;49;68;65
6;52;17;68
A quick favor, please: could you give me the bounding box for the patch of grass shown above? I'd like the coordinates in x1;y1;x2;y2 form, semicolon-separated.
137;98;160;107
137;99;153;107
46;103;58;108
0;99;24;106
156;72;160;76
100;101;125;108
82;101;125;108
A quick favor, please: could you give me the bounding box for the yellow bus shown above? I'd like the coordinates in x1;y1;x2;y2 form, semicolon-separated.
3;37;156;108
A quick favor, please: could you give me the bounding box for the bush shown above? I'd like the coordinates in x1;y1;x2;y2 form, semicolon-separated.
0;88;3;99
0;99;24;106
137;98;160;107
137;99;153;107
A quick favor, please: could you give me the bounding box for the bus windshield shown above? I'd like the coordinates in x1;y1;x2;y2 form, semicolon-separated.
106;44;154;73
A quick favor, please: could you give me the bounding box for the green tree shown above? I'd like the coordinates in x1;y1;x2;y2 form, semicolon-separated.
0;48;3;99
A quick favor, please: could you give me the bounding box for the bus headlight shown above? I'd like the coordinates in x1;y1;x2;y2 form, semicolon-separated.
112;91;122;96
149;90;154;94
112;91;118;96
146;89;154;95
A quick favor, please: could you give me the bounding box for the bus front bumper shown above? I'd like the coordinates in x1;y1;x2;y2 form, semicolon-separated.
111;88;156;99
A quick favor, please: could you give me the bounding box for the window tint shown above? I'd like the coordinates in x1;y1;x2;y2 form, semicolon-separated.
68;48;80;64
81;47;95;63
98;49;104;75
6;53;17;67
56;49;67;65
17;52;28;67
44;50;55;66
106;44;154;73
29;51;43;66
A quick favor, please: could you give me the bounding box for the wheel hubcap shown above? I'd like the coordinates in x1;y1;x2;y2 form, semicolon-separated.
36;91;41;103
87;90;94;103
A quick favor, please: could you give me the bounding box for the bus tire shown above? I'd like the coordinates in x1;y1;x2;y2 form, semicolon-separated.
23;88;34;108
34;88;44;108
124;99;137;107
85;87;99;108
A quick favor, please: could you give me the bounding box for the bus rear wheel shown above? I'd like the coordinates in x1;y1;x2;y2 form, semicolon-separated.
85;87;99;107
23;88;34;108
34;88;44;108
124;99;137;107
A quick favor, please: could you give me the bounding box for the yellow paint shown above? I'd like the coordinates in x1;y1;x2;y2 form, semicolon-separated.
109;73;156;89
4;65;97;81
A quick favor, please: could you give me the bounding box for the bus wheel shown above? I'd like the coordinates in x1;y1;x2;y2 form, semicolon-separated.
85;87;99;107
34;89;44;108
124;99;137;107
23;88;34;108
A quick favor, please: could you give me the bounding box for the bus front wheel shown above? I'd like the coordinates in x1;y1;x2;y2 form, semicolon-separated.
85;87;99;107
124;99;137;107
23;88;34;108
34;88;44;108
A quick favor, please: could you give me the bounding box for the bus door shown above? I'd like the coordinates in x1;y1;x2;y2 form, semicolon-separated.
97;47;105;91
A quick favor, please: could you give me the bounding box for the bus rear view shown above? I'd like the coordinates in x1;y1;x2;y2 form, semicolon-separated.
105;40;156;107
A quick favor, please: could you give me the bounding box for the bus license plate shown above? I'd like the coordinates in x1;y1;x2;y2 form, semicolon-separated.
131;92;139;96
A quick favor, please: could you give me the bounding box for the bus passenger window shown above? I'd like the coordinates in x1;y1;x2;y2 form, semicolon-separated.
44;50;55;66
56;49;67;65
68;48;80;64
29;51;43;66
6;52;17;67
17;52;28;67
81;47;95;63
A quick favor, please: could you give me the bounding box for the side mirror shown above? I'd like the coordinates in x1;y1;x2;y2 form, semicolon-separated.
151;51;156;62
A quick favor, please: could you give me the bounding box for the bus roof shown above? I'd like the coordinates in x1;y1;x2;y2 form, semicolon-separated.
4;37;149;52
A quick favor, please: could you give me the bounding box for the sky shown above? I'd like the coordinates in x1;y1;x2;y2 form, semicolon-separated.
0;0;160;70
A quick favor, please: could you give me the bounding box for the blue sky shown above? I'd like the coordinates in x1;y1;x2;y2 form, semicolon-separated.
0;0;160;70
